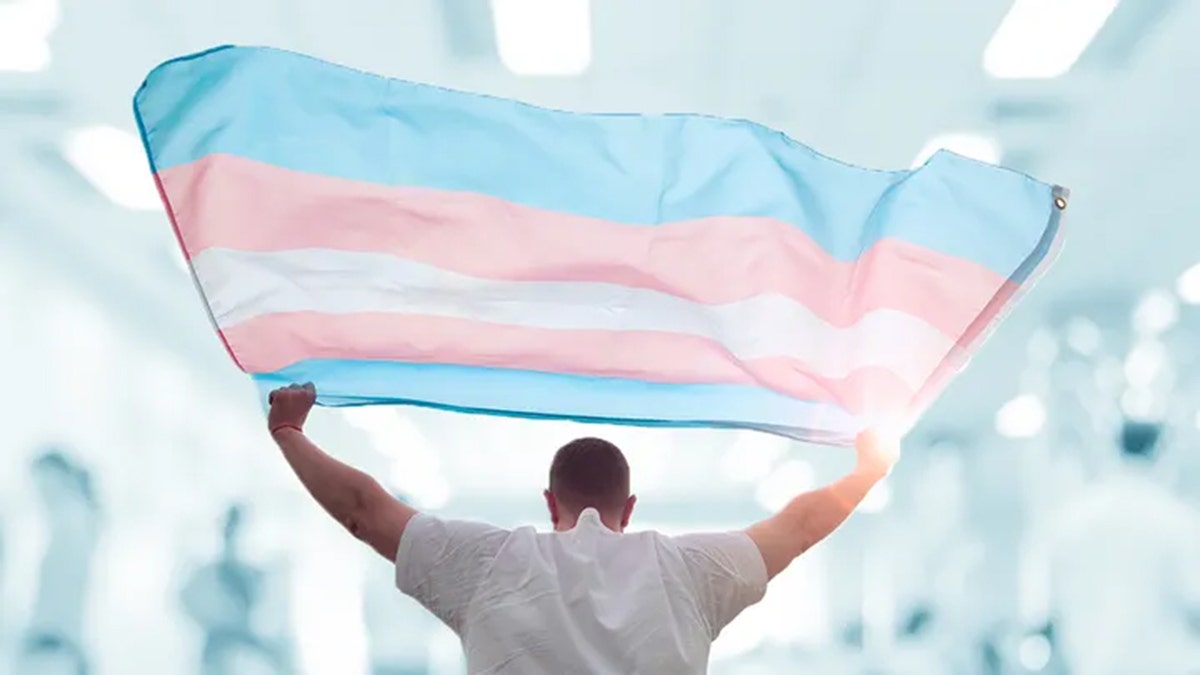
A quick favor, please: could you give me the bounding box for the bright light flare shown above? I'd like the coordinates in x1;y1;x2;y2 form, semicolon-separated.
1176;262;1200;304
0;0;59;73
1132;289;1178;336
995;394;1046;438
984;0;1120;79
491;0;592;76
62;125;161;211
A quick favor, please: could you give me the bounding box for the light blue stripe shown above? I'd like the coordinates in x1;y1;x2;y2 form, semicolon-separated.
134;45;1059;277
251;359;862;444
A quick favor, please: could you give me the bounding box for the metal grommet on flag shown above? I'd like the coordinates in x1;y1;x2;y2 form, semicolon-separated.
1054;195;1067;210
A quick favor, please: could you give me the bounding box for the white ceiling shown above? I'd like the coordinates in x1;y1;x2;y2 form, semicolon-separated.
2;0;1198;509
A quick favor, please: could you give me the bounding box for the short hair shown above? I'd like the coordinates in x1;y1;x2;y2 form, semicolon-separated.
32;449;98;507
32;450;74;474
549;437;630;512
1120;420;1162;460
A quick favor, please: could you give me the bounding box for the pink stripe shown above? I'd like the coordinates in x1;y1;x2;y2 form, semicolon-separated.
159;154;1008;338
221;312;920;416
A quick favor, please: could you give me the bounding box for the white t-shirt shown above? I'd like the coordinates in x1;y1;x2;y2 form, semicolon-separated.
395;508;768;674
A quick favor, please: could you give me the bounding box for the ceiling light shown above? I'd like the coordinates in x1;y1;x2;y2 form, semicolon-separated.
1123;339;1166;388
0;0;59;72
1132;289;1178;336
1120;387;1158;420
62;125;161;211
0;38;51;72
983;0;1121;79
491;0;592;76
912;132;1001;167
1064;316;1101;356
1176;262;1200;304
995;394;1046;438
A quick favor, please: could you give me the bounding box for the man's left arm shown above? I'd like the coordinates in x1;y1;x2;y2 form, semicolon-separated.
745;430;894;580
267;383;508;632
268;384;417;560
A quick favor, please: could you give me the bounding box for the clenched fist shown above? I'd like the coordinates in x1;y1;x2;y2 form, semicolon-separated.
268;382;317;436
854;429;899;480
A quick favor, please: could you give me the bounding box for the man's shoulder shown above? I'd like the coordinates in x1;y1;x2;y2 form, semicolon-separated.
669;529;754;551
411;512;514;534
399;513;515;563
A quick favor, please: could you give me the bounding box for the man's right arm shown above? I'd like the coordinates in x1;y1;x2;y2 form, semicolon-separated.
746;431;895;580
268;384;417;560
272;426;417;560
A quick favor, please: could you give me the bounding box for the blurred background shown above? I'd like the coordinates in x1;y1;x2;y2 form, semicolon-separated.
2;0;1200;673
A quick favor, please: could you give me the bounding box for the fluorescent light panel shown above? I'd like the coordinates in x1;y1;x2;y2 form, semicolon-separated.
491;0;592;76
0;0;59;72
0;39;51;72
995;393;1046;438
62;125;161;211
1131;288;1178;335
984;0;1121;79
1176;262;1200;304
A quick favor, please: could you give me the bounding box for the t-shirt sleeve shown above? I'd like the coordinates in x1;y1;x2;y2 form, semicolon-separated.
673;531;769;640
394;513;510;633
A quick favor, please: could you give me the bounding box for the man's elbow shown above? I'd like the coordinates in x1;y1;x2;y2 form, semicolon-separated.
337;482;405;560
341;510;369;540
337;481;376;541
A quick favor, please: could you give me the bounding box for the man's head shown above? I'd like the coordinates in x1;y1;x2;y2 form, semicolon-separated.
31;450;75;490
31;448;95;508
544;437;636;532
1119;419;1162;463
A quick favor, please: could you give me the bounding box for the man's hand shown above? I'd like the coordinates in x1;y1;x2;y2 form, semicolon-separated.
265;381;417;559
855;429;899;481
746;428;901;580
268;383;316;435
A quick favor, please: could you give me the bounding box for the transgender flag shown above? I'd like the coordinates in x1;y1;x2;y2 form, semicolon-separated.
134;45;1066;445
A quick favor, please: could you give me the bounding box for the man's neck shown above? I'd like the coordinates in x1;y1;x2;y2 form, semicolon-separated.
555;508;623;533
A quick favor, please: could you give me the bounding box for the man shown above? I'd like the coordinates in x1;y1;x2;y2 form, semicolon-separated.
1039;420;1200;675
267;383;894;673
20;450;100;675
179;504;280;675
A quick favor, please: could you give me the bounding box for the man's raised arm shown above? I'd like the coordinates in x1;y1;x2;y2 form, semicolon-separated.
267;383;417;560
746;431;896;579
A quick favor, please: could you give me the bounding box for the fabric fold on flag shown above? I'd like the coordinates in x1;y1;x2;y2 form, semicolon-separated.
134;45;1066;445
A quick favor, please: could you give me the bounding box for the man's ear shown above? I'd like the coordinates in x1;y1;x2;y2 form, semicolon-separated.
620;494;637;530
544;489;559;526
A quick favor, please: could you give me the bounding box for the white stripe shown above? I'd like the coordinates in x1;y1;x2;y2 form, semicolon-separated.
191;247;958;389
